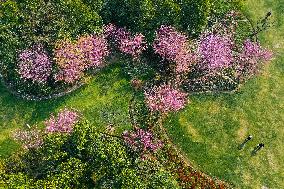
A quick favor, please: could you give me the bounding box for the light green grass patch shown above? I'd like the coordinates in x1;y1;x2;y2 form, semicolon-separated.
164;0;284;188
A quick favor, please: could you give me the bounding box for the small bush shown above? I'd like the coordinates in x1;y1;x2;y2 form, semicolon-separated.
53;34;109;84
101;0;156;39
104;24;147;58
145;84;188;113
17;44;52;83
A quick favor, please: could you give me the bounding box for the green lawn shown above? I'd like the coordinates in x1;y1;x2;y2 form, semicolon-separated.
164;0;284;188
0;62;133;158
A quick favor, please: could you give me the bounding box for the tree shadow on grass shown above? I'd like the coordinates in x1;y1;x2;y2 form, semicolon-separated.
0;83;71;127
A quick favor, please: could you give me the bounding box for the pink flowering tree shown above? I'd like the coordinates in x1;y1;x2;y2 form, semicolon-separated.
103;24;147;59
181;11;272;92
45;108;80;133
197;33;234;70
237;39;273;80
77;34;109;69
144;84;188;113
17;45;52;83
122;127;163;158
153;25;196;74
54;34;109;84
54;39;85;84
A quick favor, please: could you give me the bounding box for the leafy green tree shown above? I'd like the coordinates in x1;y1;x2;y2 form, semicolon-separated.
102;0;216;41
1;120;180;188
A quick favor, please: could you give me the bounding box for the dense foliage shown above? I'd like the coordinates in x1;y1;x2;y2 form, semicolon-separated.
179;0;211;35
0;0;257;98
1;120;180;188
0;0;104;95
101;0;211;41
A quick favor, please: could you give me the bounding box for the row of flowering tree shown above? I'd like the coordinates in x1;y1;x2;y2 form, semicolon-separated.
17;34;109;85
8;10;271;102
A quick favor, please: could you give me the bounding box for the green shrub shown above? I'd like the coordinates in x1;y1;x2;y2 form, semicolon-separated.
102;0;245;41
0;1;22;69
102;0;211;41
151;0;181;31
1;0;103;49
13;0;103;44
179;0;211;36
101;0;156;39
1;120;179;188
210;0;245;18
82;0;105;12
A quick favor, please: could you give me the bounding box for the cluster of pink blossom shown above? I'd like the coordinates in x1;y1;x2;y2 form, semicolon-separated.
144;84;188;113
45;108;79;133
237;39;273;78
54;35;109;84
153;25;188;61
77;34;109;68
241;39;273;61
54;39;85;83
122;128;163;154
197;33;234;70
103;23;117;38
153;25;195;73
103;23;147;58
13;128;43;149
175;50;197;73
18;45;52;83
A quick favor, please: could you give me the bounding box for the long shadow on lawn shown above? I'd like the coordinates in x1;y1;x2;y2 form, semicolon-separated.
0;84;63;127
0;83;64;157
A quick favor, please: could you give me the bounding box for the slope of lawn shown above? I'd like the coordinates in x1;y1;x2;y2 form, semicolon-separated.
0;62;133;158
164;0;284;188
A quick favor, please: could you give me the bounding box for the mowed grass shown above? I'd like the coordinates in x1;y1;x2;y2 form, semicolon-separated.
164;0;284;188
0;62;133;158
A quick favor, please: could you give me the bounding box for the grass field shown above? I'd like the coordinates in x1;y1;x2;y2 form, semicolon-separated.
164;0;284;188
0;62;133;158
